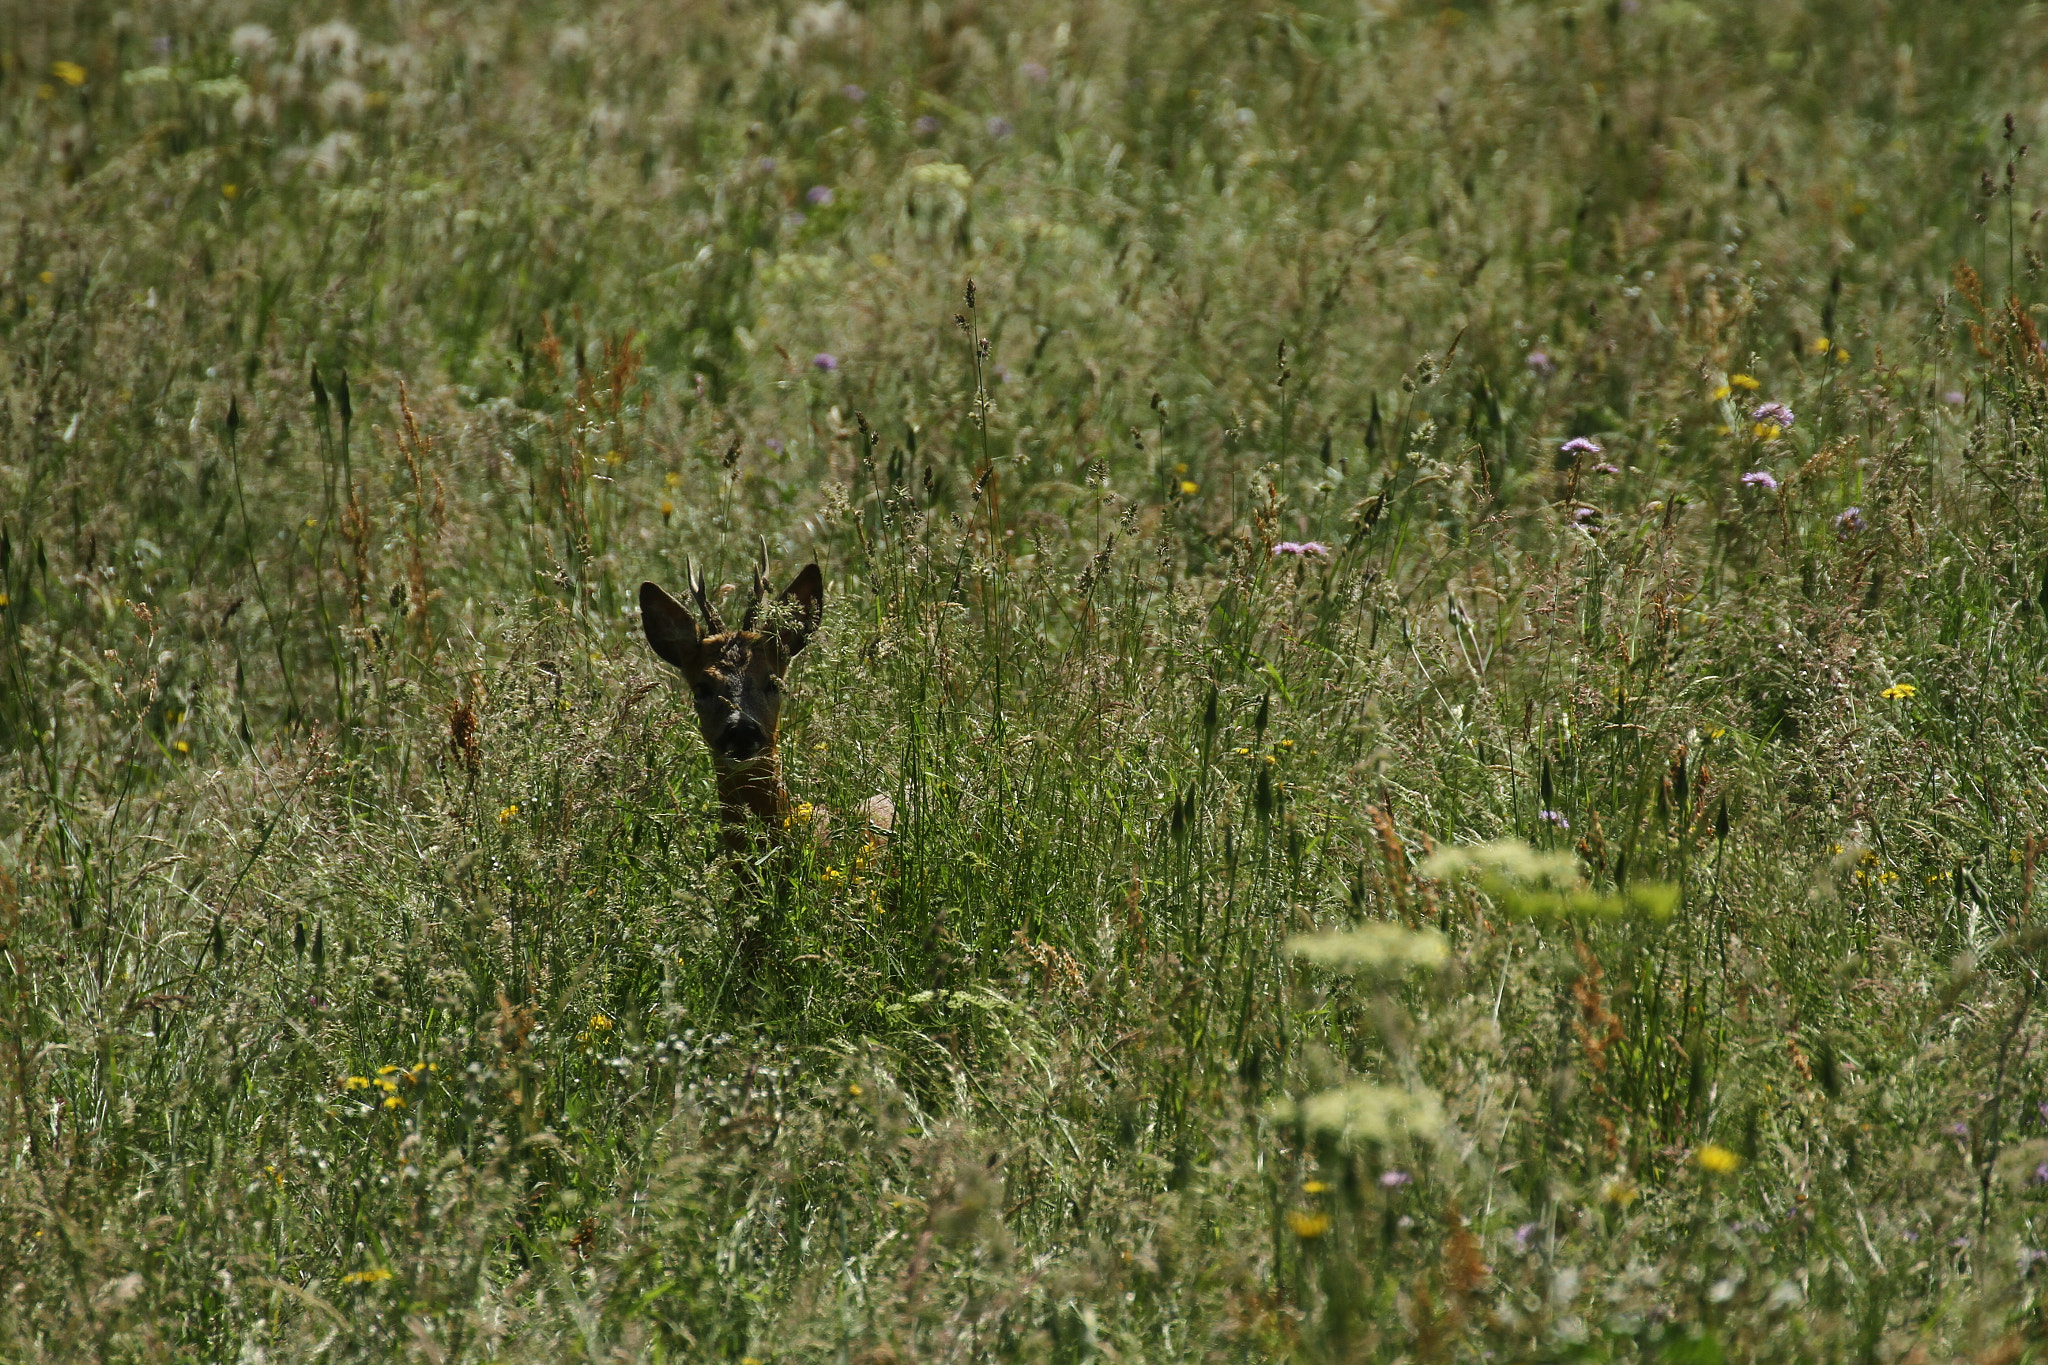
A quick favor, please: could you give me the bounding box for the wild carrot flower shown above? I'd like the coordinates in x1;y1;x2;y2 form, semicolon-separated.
1695;1144;1742;1174
1560;437;1602;456
1740;470;1779;492
1881;683;1916;700
1271;541;1330;558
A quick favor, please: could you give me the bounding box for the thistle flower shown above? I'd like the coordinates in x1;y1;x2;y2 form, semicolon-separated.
1740;470;1779;492
1751;401;1796;430
1560;437;1602;456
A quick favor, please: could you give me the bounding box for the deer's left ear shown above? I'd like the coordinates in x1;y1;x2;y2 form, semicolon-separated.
640;581;704;673
776;564;824;656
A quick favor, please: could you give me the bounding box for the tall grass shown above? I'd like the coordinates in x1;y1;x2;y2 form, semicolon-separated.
5;0;2048;1359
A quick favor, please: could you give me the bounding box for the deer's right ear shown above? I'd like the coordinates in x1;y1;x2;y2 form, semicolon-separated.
640;581;703;673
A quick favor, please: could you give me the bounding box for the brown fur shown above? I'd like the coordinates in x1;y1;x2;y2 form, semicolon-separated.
639;560;893;870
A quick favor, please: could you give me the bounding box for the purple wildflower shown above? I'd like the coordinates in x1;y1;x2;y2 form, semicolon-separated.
757;157;778;174
1834;506;1866;536
1572;507;1602;528
806;185;834;206
2021;1247;2048;1272
1741;470;1779;492
152;34;174;54
1513;1222;1543;1249
1379;1170;1413;1188
1527;351;1555;376
1272;541;1331;559
1539;809;1570;829
1949;1121;1970;1138
1593;462;1621;475
1561;437;1602;456
913;114;940;136
764;437;784;453
812;353;839;372
2032;1161;2048;1186
986;116;1012;138
841;84;866;102
1751;401;1796;431
1020;61;1049;84
1943;390;1966;405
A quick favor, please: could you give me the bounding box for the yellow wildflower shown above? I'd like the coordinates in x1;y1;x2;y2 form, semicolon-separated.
664;471;681;488
38;271;53;285
344;1076;371;1090
498;804;519;824
1752;423;1783;440
1711;384;1732;400
1695;1144;1741;1175
1302;1180;1330;1194
849;1083;863;1096
52;61;87;87
1600;1176;1639;1207
1287;1210;1332;1238
0;593;9;608
342;1267;394;1285
1179;480;1199;495
383;1095;405;1109
1812;336;1832;354
1881;683;1916;700
173;740;190;754
660;499;674;517
589;1013;612;1032
1730;373;1761;390
222;184;238;199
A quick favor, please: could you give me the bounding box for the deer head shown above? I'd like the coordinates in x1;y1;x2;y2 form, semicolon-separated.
640;551;824;775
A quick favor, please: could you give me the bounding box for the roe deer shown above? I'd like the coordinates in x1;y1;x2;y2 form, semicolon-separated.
639;550;893;872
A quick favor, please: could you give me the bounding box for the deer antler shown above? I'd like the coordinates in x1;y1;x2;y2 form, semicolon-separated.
686;557;724;634
741;536;772;631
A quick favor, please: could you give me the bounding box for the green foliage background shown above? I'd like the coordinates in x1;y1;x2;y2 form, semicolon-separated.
6;0;2048;1359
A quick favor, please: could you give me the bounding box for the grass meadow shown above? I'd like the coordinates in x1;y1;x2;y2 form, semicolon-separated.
8;0;2048;1359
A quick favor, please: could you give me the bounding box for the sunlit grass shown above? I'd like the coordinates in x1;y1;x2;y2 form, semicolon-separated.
5;1;2048;1360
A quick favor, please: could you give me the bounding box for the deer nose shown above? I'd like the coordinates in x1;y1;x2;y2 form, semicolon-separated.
722;713;767;755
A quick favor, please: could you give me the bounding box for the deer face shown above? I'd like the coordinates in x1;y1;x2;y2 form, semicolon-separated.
640;565;823;772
